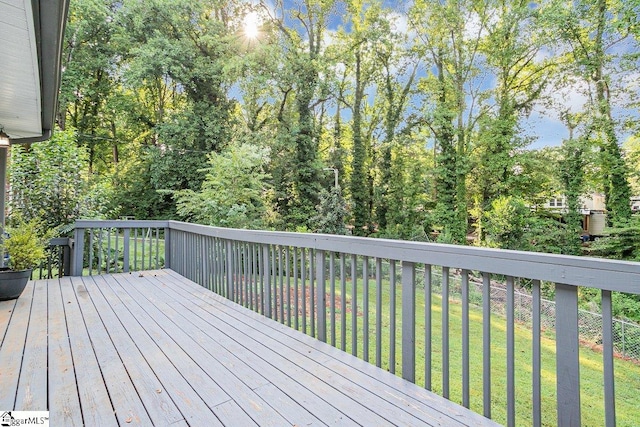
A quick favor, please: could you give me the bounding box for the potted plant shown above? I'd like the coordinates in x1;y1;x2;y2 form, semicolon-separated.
0;216;51;301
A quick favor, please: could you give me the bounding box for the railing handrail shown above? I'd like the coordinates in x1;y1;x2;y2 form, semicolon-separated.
48;237;71;246
166;220;640;294
74;219;171;229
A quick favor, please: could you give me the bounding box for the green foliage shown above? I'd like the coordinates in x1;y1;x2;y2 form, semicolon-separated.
9;128;110;229
312;187;348;235
624;136;640;195
174;143;270;229
612;292;640;323
524;214;581;255
109;148;177;220
3;216;54;271
101;0;242;219
432;105;466;243
601;140;633;226
377;141;432;241
52;0;640;263
484;196;529;250
585;217;640;261
558;138;586;255
484;197;581;254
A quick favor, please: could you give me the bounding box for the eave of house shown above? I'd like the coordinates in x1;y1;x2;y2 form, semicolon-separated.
0;0;69;143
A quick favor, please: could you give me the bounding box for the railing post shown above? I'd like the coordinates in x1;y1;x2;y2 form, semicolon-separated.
555;283;581;426
402;261;416;383
123;228;130;273
62;240;71;277
164;226;171;269
72;227;85;276
316;250;326;342
262;244;272;318
226;240;234;300
601;290;616;427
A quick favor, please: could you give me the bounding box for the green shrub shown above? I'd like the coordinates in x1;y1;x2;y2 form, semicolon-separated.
3;217;53;271
584;217;640;260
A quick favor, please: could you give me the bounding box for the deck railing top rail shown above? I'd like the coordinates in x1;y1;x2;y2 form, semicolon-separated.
72;219;640;293
161;220;640;293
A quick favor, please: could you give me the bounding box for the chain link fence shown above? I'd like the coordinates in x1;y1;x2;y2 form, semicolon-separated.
421;268;640;361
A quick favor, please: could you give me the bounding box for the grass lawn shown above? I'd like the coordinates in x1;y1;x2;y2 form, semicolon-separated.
276;274;640;427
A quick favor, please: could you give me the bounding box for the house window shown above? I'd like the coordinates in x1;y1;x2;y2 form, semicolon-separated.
549;198;564;207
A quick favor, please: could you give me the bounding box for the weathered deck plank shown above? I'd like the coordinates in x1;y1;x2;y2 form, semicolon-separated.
0;295;18;347
160;270;474;427
15;279;48;410
69;276;153;425
2;270;500;427
60;276;118;425
0;280;35;409
82;275;188;427
48;277;83;426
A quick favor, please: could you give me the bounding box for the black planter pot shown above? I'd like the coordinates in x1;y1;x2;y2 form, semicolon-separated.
0;268;32;301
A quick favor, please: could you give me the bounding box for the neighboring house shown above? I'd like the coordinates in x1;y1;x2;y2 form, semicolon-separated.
544;192;607;236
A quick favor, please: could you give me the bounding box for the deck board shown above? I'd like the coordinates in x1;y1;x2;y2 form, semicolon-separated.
69;276;154;426
15;279;48;411
0;269;500;426
82;275;187;426
0;280;34;409
155;273;431;427
48;276;83;426
0;296;18;344
60;276;118;425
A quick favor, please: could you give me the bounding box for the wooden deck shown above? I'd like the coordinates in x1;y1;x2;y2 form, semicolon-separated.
0;269;498;426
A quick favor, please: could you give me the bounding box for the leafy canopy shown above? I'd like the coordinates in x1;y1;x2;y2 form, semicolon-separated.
174;143;270;229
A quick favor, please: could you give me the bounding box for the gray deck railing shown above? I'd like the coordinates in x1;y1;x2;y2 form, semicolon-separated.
71;220;169;276
25;237;73;280
67;219;640;427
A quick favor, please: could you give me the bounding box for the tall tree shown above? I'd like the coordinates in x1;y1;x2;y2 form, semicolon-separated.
118;0;239;191
475;0;553;210
334;0;389;235
411;0;487;243
261;0;338;228
373;10;419;233
59;0;121;173
555;0;636;225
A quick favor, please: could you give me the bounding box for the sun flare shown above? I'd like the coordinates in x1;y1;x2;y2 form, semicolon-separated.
243;12;260;40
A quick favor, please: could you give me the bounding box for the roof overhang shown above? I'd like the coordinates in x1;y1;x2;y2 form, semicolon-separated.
0;0;70;144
